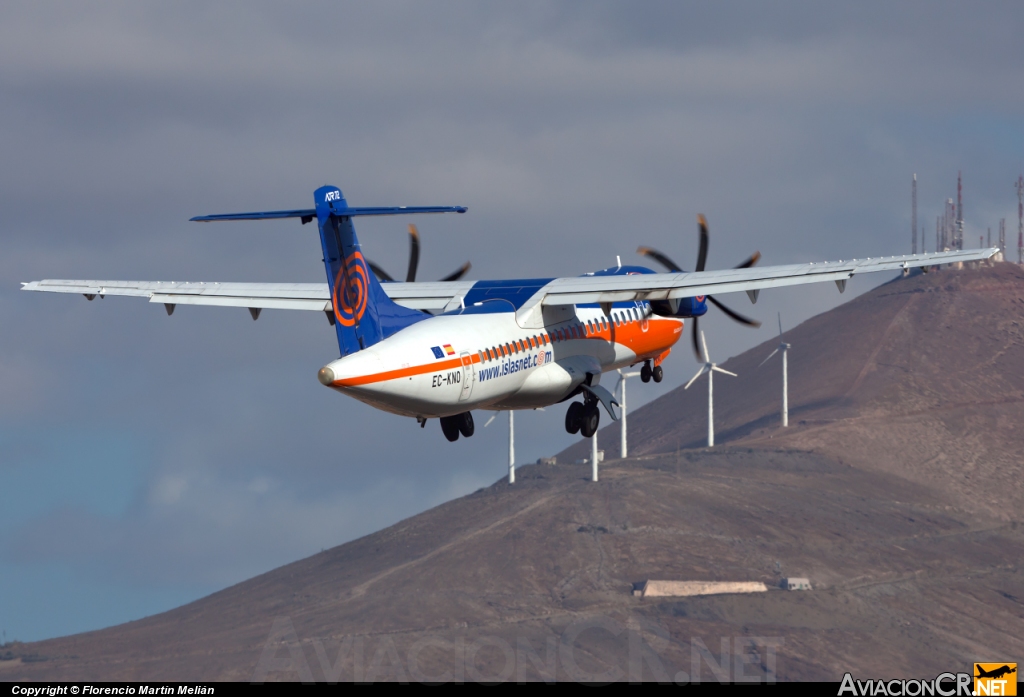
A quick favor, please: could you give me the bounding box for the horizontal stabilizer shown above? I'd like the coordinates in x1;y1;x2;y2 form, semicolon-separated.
190;206;466;223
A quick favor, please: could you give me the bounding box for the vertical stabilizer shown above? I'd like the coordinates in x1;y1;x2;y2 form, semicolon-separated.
314;186;427;356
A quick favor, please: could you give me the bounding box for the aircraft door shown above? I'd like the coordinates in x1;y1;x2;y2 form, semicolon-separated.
459;351;475;401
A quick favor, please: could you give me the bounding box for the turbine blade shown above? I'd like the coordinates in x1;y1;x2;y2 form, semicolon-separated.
712;366;738;377
701;330;710;363
707;295;761;327
405;224;420;283
438;261;472;282
758;348;779;367
367;260;395;282
778;311;783;338
636;246;683;272
484;412;500;427
684;366;708;390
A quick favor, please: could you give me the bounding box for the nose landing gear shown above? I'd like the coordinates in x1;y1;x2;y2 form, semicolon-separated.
640;360;664;383
440;412;474;442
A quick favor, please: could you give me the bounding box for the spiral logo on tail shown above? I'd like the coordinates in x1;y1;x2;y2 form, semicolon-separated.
333;251;369;326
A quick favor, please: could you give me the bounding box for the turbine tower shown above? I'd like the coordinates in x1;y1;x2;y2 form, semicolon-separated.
759;313;791;427
684;331;737;447
615;369;641;458
508;410;515;484
484;410;515;483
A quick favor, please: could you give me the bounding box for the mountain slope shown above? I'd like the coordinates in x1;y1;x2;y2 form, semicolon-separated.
3;263;1022;682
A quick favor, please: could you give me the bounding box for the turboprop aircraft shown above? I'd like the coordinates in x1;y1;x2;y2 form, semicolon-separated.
22;185;996;442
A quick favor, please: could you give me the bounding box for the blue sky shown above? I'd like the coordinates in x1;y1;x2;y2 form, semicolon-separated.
1;1;1022;641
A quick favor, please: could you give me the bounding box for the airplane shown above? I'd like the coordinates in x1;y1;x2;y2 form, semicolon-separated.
22;185;996;443
975;665;1016;680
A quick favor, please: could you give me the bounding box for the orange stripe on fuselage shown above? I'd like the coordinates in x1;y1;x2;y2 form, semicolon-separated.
331;316;682;388
332;354;477;387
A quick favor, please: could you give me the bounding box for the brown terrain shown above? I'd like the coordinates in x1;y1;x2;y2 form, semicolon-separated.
2;263;1022;682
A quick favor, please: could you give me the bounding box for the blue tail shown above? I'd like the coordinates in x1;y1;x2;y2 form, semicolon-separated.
189;185;467;357
314;185;431;356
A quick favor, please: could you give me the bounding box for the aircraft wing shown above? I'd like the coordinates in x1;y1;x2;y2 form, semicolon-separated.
21;248;997;315
19;279;475;313
534;248;998;306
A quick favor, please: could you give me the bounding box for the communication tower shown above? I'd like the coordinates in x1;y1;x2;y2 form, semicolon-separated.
1017;175;1024;264
956;172;964;250
912;174;917;254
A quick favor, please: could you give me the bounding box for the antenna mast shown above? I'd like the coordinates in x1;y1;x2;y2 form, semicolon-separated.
956;171;964;250
1017;175;1024;265
912;174;918;254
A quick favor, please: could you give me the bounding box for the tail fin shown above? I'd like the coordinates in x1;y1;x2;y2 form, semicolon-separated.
314;185;431;356
189;185;466;357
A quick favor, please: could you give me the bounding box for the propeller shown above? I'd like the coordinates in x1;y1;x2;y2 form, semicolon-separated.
367;224;472;283
638;214;762;361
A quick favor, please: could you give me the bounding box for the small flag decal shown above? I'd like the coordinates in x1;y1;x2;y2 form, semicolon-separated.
443;344;455;356
430;346;444;359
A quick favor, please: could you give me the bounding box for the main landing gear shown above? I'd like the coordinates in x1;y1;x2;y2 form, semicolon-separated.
440;412;475;442
640;360;663;384
565;400;600;439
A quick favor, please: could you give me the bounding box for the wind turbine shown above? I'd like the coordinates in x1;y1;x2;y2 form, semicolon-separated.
684;331;737;447
616;369;641;458
759;313;791;427
484;410;515;483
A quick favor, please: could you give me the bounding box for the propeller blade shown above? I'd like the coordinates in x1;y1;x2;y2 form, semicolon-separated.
684;365;708;390
711;366;738;377
438;261;472;282
405;224;421;283
636;246;683;273
759;348;780;367
367;260;395;283
707;295;761;327
733;251;761;269
695;214;709;273
691;316;702;361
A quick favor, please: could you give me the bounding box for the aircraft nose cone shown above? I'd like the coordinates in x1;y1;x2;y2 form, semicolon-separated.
317;366;336;386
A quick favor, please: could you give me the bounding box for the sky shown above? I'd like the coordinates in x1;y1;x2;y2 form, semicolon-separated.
1;1;1022;642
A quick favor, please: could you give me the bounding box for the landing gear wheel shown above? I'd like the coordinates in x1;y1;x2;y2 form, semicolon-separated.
440;416;460;442
580;403;600;438
640;363;652;383
565;402;584;434
652;365;663;383
458;411;475;438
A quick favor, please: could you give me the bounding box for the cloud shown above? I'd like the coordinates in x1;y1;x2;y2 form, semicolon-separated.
1;0;1021;641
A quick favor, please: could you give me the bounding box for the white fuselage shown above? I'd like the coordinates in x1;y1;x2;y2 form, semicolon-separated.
321;304;684;418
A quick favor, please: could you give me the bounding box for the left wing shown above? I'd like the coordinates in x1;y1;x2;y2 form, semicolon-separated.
20;279;474;313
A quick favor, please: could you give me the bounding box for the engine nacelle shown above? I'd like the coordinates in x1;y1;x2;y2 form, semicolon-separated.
650;295;708;318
